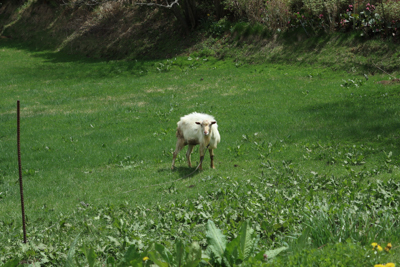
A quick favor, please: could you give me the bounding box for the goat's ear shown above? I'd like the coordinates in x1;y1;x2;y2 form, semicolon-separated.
211;121;217;125
195;122;201;125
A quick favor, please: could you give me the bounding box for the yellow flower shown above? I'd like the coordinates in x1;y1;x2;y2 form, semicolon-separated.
377;245;383;251
143;256;149;261
372;242;378;248
385;243;392;251
374;265;385;267
385;263;395;267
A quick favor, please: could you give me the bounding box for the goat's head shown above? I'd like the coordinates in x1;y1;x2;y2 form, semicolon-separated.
196;120;217;136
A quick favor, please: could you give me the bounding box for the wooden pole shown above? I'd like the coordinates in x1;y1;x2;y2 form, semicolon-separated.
17;100;27;243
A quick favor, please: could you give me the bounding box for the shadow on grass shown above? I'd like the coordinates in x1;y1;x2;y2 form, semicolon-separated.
0;38;159;81
297;87;400;148
164;166;203;179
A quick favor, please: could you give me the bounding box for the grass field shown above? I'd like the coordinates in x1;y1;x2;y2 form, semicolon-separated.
1;39;400;266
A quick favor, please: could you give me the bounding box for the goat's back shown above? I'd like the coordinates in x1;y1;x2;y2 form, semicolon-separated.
177;112;218;142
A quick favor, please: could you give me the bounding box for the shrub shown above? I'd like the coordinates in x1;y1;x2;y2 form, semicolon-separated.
263;0;292;31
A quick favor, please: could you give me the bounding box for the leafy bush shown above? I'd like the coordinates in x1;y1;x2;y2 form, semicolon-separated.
207;17;231;37
339;2;400;37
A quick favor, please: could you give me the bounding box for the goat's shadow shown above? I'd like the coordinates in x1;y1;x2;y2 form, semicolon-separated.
157;165;202;179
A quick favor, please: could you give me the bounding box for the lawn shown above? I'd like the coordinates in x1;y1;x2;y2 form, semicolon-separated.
1;40;399;266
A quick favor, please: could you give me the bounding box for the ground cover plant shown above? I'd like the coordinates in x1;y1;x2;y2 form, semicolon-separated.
1;41;400;265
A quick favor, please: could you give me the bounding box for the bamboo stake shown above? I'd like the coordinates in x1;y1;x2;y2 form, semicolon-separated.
17;100;27;244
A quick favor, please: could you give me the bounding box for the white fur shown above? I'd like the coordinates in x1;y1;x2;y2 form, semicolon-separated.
171;112;221;170
177;112;220;148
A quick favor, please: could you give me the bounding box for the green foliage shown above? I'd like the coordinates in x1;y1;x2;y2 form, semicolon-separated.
65;234;81;267
202;220;287;266
339;2;400;38
2;258;20;267
200;16;231;37
147;240;202;267
340;77;365;88
205;220;227;265
81;246;97;267
156;59;177;72
269;240;398;266
58;220;286;266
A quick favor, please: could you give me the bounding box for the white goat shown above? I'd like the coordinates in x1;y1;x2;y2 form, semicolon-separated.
171;112;221;170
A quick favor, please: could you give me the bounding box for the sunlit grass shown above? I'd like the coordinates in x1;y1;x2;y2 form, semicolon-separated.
1;45;399;213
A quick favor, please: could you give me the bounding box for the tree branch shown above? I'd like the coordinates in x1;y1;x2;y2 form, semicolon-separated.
61;0;112;6
135;0;180;8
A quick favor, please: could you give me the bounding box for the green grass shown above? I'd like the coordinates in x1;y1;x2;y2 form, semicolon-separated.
1;40;400;265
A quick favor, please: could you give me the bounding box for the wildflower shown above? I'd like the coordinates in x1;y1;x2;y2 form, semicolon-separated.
143;256;149;261
385;263;395;267
377;245;383;251
366;7;370;10
385;243;392;252
374;265;385;267
372;242;378;249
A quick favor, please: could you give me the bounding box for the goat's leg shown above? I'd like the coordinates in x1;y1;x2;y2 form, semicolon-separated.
186;145;194;168
198;144;206;171
171;138;185;170
209;148;215;169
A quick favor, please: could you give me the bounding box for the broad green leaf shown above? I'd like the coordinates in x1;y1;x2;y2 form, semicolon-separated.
148;243;173;266
148;250;169;267
186;242;202;261
175;239;185;266
157;243;173;264
184;242;202;267
2;258;20;267
83;246;97;267
225;235;240;266
107;236;121;246
264;246;288;261
65;233;81;267
206;220;227;264
107;256;116;266
118;245;142;267
237;221;258;261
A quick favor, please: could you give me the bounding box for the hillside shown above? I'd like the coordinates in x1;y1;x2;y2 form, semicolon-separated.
1;0;399;73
